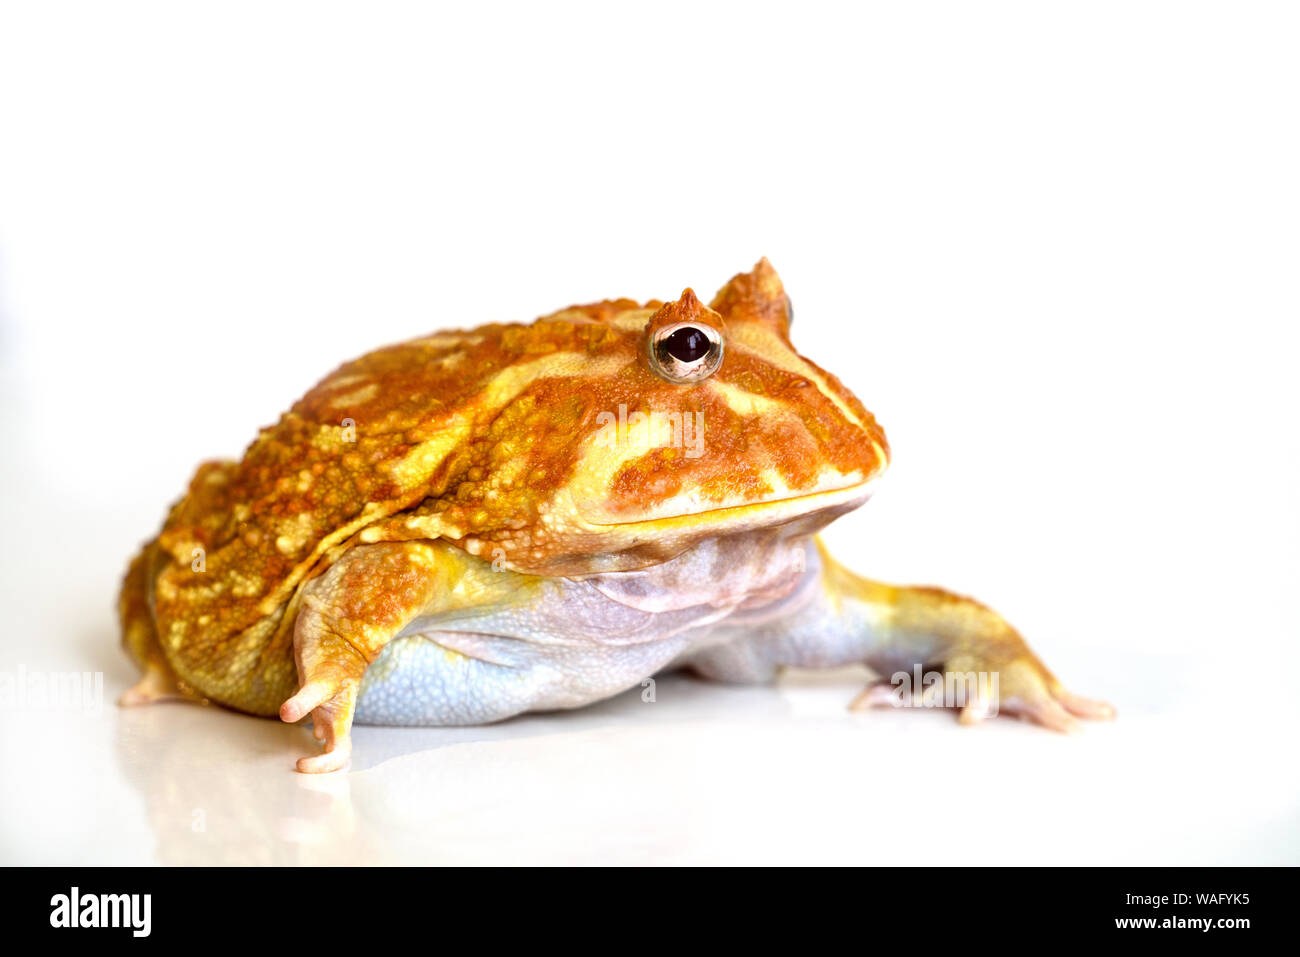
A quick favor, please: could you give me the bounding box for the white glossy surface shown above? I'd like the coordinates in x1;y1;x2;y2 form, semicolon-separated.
4;652;1299;866
1;2;1298;866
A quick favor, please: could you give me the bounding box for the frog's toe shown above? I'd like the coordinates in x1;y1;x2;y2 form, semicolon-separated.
991;660;1115;733
289;707;353;774
848;657;1113;734
847;679;897;712
296;733;351;774
1055;688;1116;720
957;690;997;726
280;678;358;773
279;679;335;724
1001;689;1084;734
1004;689;1116;731
848;673;949;712
119;664;191;707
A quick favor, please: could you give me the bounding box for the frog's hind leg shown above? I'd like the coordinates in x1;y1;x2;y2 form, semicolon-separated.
279;541;446;773
118;542;202;707
685;536;1114;733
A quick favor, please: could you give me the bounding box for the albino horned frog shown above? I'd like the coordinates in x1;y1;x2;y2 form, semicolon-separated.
119;259;1113;772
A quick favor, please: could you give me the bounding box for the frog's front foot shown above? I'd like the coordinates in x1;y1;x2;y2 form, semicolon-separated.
852;646;1115;733
277;542;446;772
277;574;371;773
281;676;357;773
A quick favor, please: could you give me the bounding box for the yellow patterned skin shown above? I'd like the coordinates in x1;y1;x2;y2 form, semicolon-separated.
119;259;1111;772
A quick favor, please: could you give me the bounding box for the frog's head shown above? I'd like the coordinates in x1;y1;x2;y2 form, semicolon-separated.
533;258;890;570
322;259;889;576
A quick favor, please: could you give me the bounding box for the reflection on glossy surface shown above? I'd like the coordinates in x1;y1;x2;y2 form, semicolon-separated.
4;655;1300;865
109;670;807;865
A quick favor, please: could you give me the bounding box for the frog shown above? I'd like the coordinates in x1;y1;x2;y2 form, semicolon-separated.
118;259;1113;772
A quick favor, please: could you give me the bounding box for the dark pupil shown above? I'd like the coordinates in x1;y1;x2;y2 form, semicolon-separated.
663;326;709;363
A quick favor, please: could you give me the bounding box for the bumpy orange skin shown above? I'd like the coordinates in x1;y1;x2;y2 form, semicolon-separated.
121;260;889;716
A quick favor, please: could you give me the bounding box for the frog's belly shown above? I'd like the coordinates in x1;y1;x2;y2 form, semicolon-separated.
352;534;815;726
351;606;732;726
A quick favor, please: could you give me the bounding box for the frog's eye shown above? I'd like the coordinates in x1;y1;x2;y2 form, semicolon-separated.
648;322;725;384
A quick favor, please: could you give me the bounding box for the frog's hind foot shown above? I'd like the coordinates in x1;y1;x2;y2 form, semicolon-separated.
849;673;1012;726
850;658;1115;733
118;663;198;707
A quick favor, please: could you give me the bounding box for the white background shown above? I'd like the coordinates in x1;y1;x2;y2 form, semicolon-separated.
1;1;1297;864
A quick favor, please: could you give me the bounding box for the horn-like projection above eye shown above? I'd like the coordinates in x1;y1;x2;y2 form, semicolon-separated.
648;321;724;384
709;258;792;339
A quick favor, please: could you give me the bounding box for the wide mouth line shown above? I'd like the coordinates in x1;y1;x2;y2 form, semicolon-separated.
583;476;878;530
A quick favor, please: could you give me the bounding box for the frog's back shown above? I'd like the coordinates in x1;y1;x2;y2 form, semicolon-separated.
131;299;653;713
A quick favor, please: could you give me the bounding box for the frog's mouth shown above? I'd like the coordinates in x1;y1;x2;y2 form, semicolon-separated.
580;472;880;534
